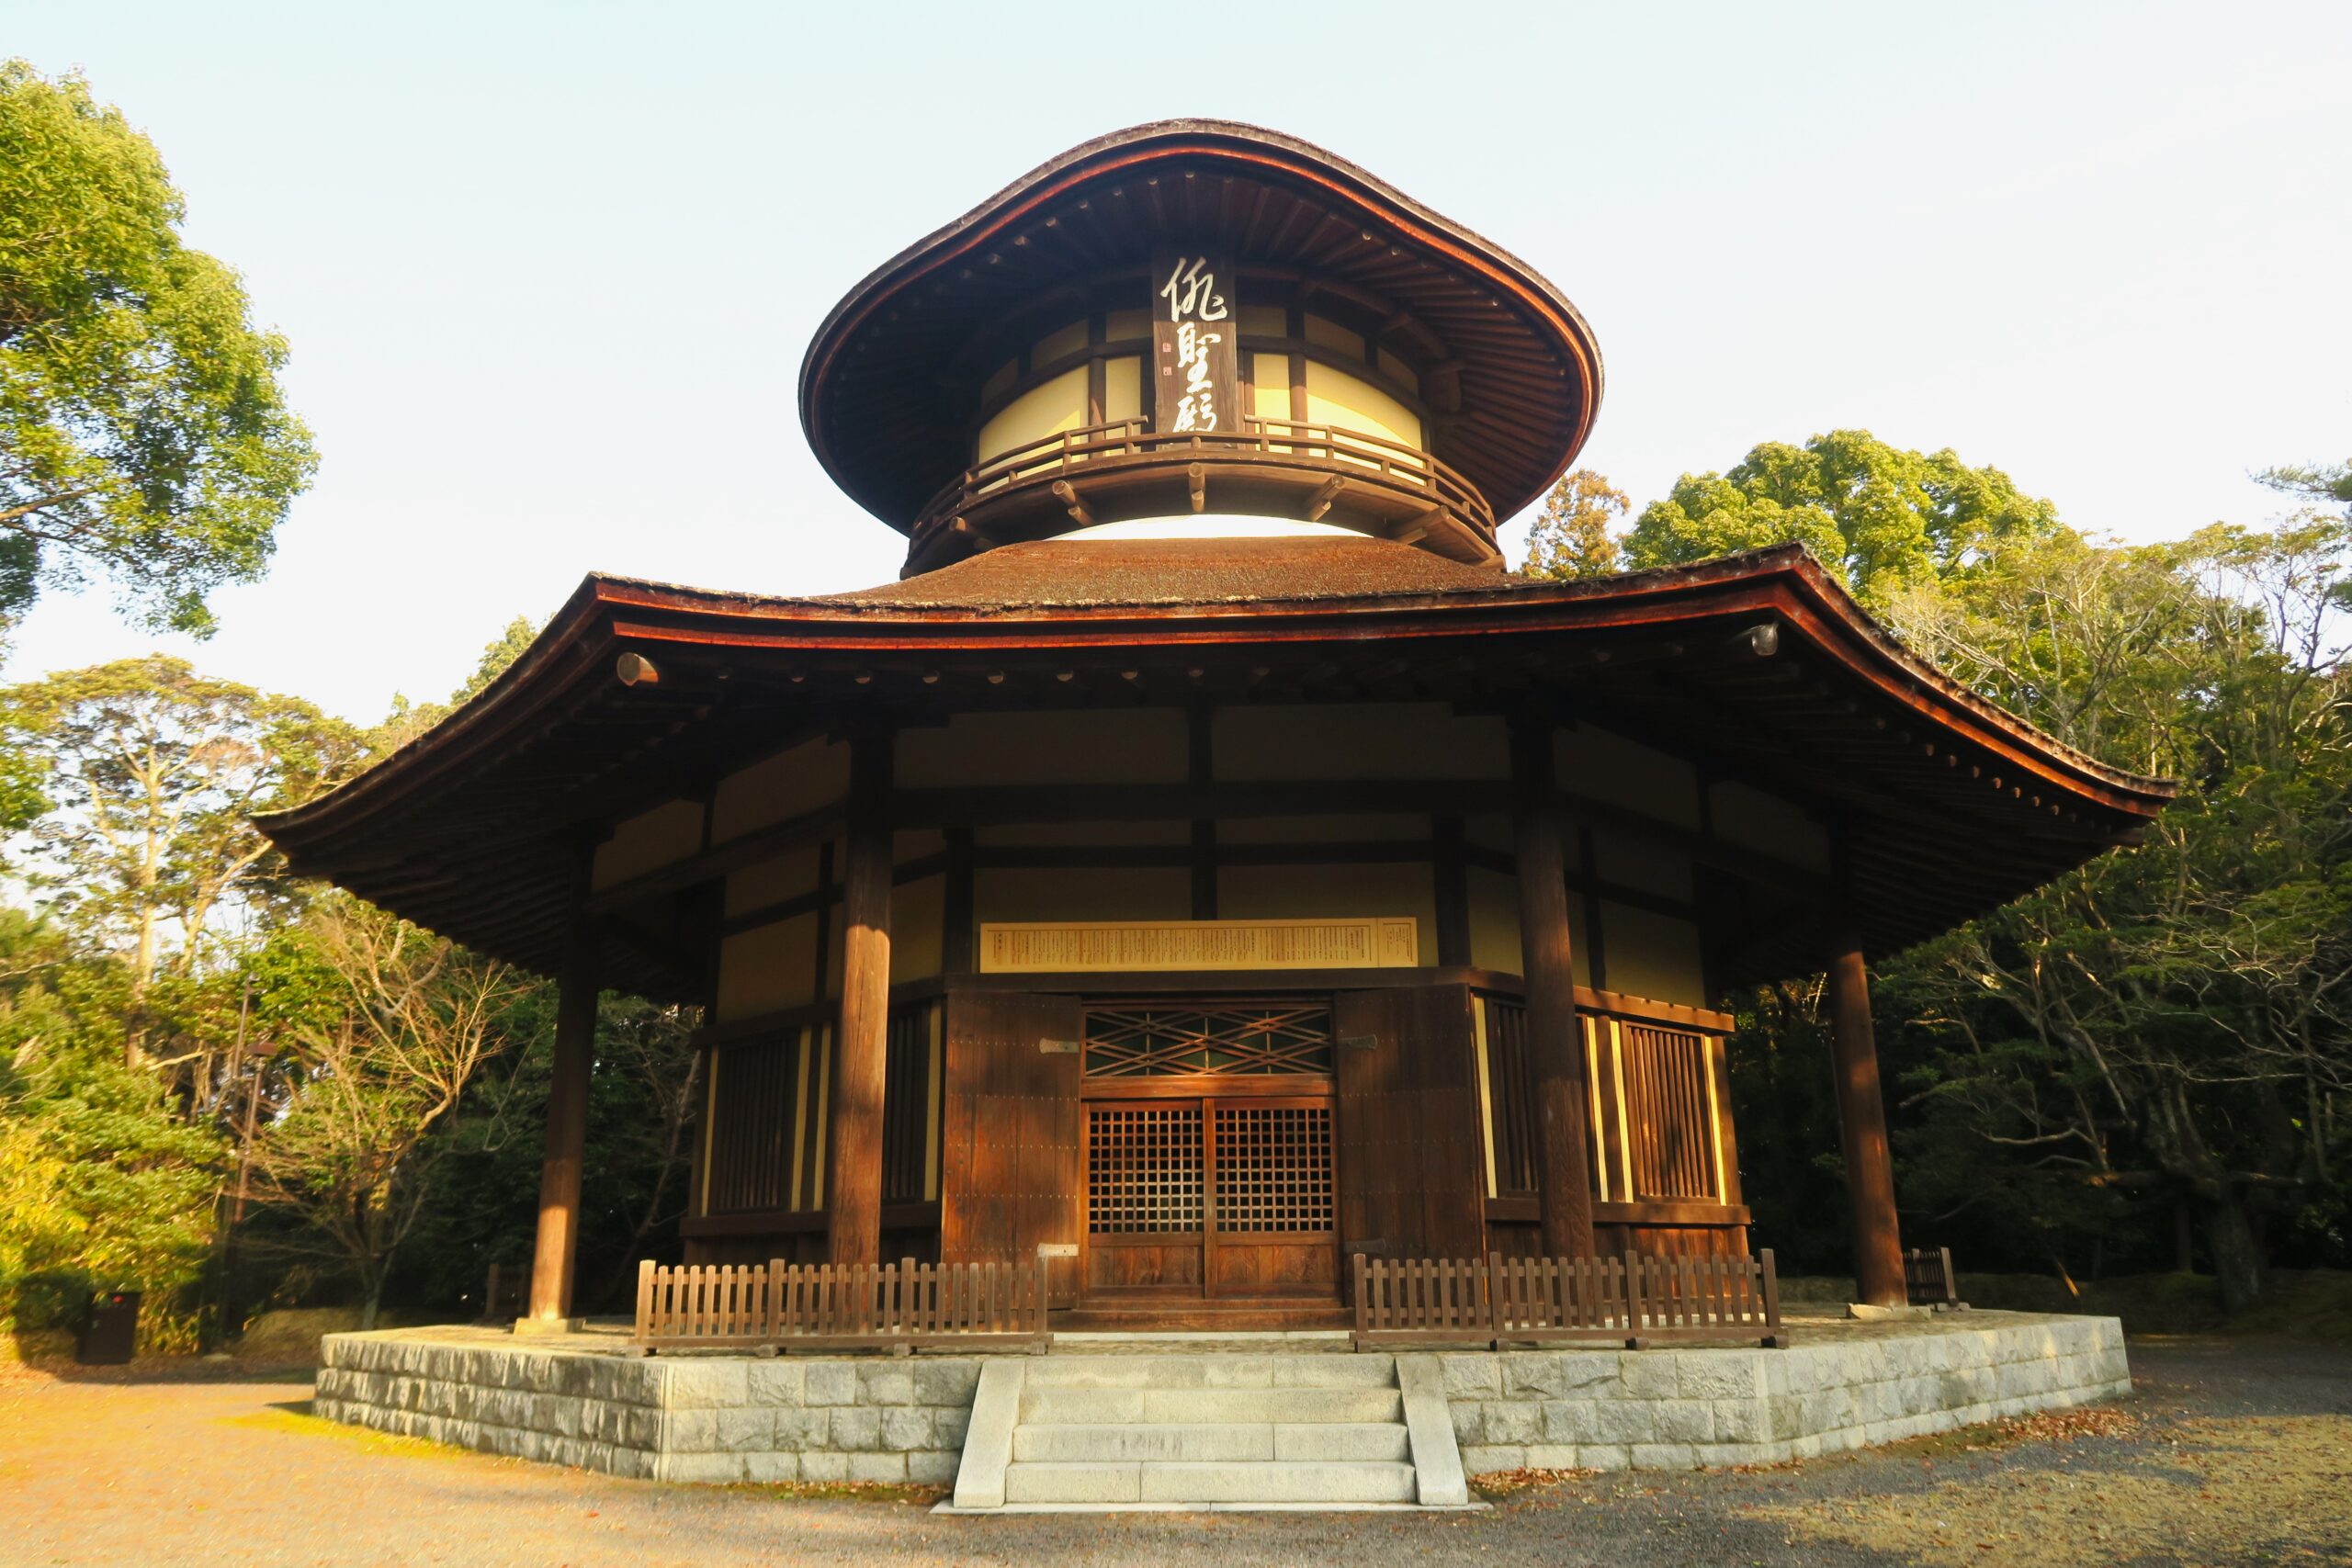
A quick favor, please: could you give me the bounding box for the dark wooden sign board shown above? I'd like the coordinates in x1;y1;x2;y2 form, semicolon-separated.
1153;248;1240;436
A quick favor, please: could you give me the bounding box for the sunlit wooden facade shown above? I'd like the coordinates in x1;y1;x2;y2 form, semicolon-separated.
260;122;2173;1327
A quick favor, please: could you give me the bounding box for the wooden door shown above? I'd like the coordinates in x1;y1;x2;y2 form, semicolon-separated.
1082;1099;1205;1297
1080;1091;1339;1300
1205;1095;1338;1297
938;988;1084;1307
1332;984;1487;1287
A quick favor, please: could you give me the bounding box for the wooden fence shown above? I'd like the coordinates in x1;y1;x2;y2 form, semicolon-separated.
1905;1247;1968;1310
1353;1250;1782;1349
628;1257;1051;1355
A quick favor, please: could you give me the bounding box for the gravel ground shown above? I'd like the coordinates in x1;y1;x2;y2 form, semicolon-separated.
1;1337;2346;1568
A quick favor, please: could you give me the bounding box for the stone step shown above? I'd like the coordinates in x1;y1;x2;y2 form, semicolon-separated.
1021;1384;1403;1427
1001;1460;1419;1506
1273;1422;1413;1462
1026;1353;1396;1391
1012;1420;1411;1463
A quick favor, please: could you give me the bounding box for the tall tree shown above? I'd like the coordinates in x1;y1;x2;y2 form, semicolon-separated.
243;901;518;1329
0;61;317;639
1878;517;2350;1308
0;658;363;1008
1625;430;2062;604
1521;469;1630;580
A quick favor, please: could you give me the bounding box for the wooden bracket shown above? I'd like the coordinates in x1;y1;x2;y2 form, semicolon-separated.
1049;480;1093;527
1304;476;1346;522
1187;462;1207;513
1394;505;1445;544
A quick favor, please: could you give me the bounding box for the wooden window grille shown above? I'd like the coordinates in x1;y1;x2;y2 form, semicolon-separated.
1086;1104;1204;1234
702;1022;831;1217
1477;997;1540;1198
1080;1000;1334;1077
880;999;943;1204
1617;1021;1724;1202
1212;1103;1334;1234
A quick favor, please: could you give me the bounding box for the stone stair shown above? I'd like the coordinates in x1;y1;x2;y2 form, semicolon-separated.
948;1349;1472;1511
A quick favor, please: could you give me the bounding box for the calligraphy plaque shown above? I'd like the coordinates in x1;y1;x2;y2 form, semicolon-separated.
1151;248;1240;437
978;917;1421;974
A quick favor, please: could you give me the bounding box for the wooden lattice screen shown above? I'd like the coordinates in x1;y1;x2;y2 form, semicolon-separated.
1619;1021;1723;1202
1212;1103;1335;1234
880;998;941;1204
704;1022;831;1216
1086;1104;1204;1234
1478;997;1540;1197
1080;1001;1334;1077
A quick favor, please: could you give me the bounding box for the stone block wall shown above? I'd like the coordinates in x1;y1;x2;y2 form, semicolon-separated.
1440;1314;2130;1473
316;1313;2129;1485
316;1332;979;1485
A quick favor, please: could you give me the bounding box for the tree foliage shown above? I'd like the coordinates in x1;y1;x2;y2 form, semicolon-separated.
0;61;317;638
0;657;363;995
241;901;519;1328
1521;469;1630;581
1625;430;2063;604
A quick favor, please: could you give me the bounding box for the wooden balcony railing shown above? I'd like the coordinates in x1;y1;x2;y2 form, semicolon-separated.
628;1255;1050;1356
1351;1249;1783;1350
910;415;1499;555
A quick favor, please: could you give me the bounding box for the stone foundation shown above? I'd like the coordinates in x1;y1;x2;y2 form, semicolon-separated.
1443;1314;2131;1472
315;1330;977;1484
314;1312;2129;1484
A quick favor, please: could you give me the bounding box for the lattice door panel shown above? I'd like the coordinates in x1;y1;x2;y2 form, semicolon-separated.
1086;1104;1204;1235
1082;1002;1334;1077
1210;1103;1335;1235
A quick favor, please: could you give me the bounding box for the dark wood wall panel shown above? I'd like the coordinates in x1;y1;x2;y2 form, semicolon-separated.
939;988;1083;1305
1333;983;1485;1286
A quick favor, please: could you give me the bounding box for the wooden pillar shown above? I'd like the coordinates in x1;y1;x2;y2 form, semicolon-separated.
526;926;598;1322
827;729;894;1266
1510;715;1596;1258
1826;930;1905;1305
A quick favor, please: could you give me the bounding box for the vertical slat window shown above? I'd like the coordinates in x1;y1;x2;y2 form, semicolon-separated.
1478;996;1539;1198
703;1031;797;1214
881;999;941;1204
1619;1022;1721;1201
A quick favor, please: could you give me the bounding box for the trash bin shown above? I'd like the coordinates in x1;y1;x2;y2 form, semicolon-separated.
78;1291;141;1365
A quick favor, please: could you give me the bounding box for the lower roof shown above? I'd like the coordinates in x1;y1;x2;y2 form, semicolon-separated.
257;541;2175;999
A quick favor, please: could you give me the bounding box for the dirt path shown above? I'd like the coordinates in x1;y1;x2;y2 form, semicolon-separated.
2;1338;2345;1567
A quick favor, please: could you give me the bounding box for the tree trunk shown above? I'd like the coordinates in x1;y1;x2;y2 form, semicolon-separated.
2201;1187;2264;1312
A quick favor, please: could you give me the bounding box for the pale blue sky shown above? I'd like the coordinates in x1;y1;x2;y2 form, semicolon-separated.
7;1;2348;722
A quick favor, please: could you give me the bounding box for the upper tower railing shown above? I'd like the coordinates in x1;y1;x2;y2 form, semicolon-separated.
905;414;1500;574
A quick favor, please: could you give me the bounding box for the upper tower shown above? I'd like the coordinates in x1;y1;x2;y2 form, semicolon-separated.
798;120;1603;577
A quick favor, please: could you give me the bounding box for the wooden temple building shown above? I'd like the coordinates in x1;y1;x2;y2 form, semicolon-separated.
258;121;2173;1330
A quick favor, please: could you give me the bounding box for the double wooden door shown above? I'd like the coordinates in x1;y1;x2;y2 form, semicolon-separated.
1081;1090;1339;1301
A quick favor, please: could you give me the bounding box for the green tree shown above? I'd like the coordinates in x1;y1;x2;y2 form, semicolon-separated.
1625;430;2063;603
1521;469;1629;580
0;915;224;1350
0;61;317;639
243;901;519;1329
1878;516;2351;1308
0;658;363;1005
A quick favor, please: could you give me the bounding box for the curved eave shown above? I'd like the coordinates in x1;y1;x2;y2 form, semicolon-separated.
258;545;2174;995
797;118;1603;531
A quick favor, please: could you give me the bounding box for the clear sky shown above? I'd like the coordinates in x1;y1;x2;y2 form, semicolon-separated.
6;1;2347;723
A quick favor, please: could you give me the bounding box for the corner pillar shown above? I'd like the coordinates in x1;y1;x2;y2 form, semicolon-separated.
1510;714;1597;1258
827;729;895;1266
526;926;598;1324
1826;930;1905;1305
